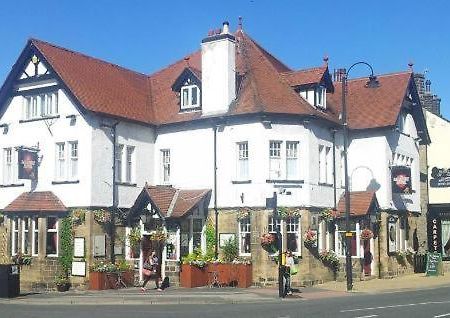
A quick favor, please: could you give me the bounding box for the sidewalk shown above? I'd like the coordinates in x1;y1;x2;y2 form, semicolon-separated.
1;273;449;305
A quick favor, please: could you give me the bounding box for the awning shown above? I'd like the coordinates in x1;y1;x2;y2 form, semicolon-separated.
336;191;379;218
2;191;68;214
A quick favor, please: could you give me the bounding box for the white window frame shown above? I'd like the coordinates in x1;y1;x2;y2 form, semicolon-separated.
24;92;58;120
69;141;78;180
286;141;299;180
269;141;282;180
32;218;39;256
238;217;251;256
46;217;59;257
165;227;180;261
268;216;282;255
340;151;345;187
3;148;13;185
315;85;326;108
21;217;30;255
326;146;333;185
286;217;301;256
125;146;135;183
335;222;362;258
237;142;249;181
181;84;200;110
161;149;171;184
11;218;19;256
116;144;124;182
55;142;66;180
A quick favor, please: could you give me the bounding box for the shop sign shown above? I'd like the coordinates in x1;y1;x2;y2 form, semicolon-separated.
391;166;412;194
427;217;441;253
18;148;38;180
430;167;450;188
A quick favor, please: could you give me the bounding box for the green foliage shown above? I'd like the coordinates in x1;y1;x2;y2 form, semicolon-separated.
182;248;214;268
59;216;73;277
205;222;216;254
127;227;141;248
221;237;238;263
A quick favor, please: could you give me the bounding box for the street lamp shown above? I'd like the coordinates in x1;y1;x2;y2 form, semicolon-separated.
341;62;379;291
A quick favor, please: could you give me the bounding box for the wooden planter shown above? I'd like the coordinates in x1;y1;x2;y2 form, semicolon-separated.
180;264;208;288
89;272;106;290
122;270;134;287
236;264;252;288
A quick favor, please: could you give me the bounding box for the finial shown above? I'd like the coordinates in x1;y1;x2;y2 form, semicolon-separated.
408;61;414;71
238;16;243;30
323;54;329;66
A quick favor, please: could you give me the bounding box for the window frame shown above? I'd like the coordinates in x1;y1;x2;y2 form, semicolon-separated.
286;217;301;256
180;84;200;110
161;149;171;184
11;218;19;256
3;148;13;185
268;216;282;255
32;217;39;256
68;141;78;180
116;144;124;182
21;217;31;255
55;142;66;180
269;141;282;180
286;141;299;180
46;217;59;257
237;142;249;181
238;217;251;256
125;146;135;183
315;85;326;108
24;91;58;120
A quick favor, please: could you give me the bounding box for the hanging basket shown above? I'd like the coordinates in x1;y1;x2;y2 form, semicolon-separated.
360;228;374;241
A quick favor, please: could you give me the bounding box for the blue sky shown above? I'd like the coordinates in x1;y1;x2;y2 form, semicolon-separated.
1;0;449;117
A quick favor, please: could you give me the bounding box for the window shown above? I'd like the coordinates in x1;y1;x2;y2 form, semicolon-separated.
126;146;134;183
269;141;282;179
165;228;179;261
69;141;78;180
340;151;345;187
239;217;251;255
116;144;124;182
11;218;19;256
46;217;58;256
56;143;65;180
286;142;298;180
237;142;249;180
32;218;39;256
268;216;282;254
22;217;30;255
192;219;203;250
319;145;332;184
286;217;300;255
315;86;326;108
161;149;170;184
3;148;13;184
125;226;140;260
181;85;200;109
24;92;58;120
336;230;357;257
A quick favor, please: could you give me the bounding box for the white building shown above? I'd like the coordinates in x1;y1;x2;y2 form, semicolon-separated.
0;22;430;288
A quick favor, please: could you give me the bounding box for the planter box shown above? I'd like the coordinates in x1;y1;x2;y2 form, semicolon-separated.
236;264;252;288
105;273;118;289
180;264;208;288
89;272;106;290
122;270;134;287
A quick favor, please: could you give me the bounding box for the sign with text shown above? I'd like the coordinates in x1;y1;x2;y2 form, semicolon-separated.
427;216;442;254
426;252;442;276
18;149;38;180
430;167;450;188
391;166;412;194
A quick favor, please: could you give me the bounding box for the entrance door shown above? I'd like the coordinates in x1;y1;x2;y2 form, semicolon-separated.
363;240;372;276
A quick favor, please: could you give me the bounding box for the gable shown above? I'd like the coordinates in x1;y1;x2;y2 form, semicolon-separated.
171;67;201;92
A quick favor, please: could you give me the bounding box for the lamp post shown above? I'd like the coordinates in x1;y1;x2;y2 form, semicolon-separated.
341;62;378;291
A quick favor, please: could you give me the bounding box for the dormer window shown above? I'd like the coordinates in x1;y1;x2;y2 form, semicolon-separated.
181;84;200;110
315;85;326;109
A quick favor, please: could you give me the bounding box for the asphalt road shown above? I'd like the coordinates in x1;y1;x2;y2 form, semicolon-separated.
1;286;450;318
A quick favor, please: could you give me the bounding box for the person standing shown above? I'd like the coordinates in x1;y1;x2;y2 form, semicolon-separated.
141;251;162;292
284;250;295;296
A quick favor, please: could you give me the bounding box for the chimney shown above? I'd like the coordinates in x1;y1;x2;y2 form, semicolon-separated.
333;68;346;82
425;79;431;93
201;21;236;115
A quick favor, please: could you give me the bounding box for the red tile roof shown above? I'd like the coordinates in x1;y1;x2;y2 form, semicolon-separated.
336;191;378;217
3;191;67;213
144;185;211;218
327;72;412;130
281;66;327;87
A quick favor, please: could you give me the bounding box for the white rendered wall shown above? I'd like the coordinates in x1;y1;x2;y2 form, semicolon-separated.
0;82;93;209
426;110;450;204
201;36;236;115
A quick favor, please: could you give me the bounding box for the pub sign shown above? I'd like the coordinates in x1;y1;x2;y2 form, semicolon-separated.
430;167;450;188
391;166;412;194
18;148;38;180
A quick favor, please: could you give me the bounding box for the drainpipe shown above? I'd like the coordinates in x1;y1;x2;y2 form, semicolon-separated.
213;124;219;259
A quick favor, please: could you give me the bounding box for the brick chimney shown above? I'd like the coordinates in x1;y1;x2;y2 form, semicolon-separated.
201;21;236;115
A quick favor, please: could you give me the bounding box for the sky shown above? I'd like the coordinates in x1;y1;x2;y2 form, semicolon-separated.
1;0;449;117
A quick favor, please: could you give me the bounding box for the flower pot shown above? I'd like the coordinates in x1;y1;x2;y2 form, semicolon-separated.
89;271;106;290
56;283;70;292
180;264;208;288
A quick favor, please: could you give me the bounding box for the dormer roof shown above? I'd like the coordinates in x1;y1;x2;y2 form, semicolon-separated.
281;66;334;92
171;67;202;92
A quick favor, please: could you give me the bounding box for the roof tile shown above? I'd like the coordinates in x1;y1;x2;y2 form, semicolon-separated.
3;191;67;213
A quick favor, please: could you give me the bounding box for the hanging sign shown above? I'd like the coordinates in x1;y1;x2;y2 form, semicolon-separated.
430;167;450;188
426;252;442;276
18;148;38;180
391;166;412;194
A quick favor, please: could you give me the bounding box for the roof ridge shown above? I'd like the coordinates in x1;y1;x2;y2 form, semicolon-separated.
30;38;149;78
339;70;411;83
282;66;327;75
148;51;200;78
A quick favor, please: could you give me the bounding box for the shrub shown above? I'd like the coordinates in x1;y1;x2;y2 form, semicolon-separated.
221;237;238;262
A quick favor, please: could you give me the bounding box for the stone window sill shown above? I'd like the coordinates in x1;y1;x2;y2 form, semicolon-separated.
0;183;24;188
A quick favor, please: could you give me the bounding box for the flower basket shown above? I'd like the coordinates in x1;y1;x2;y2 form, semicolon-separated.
303;229;317;249
260;233;277;252
71;209;86;225
149;230;166;242
12;253;32;267
237;208;251;220
93;209;111;224
360;228;374;241
319;208;334;222
277;207;301;219
319;251;340;270
54;275;71;292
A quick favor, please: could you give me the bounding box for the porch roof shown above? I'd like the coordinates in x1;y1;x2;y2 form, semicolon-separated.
2;191;68;214
336;191;378;217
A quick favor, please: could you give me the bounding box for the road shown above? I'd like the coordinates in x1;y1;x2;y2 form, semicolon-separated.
1;286;450;318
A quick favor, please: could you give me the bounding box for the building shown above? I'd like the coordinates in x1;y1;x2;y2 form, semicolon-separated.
0;22;430;290
414;73;441;116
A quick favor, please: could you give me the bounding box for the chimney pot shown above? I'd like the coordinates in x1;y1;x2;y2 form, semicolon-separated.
222;21;230;34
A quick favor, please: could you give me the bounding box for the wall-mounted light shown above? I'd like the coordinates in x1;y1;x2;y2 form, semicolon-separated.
262;120;272;129
0;124;8;134
66;115;76;126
